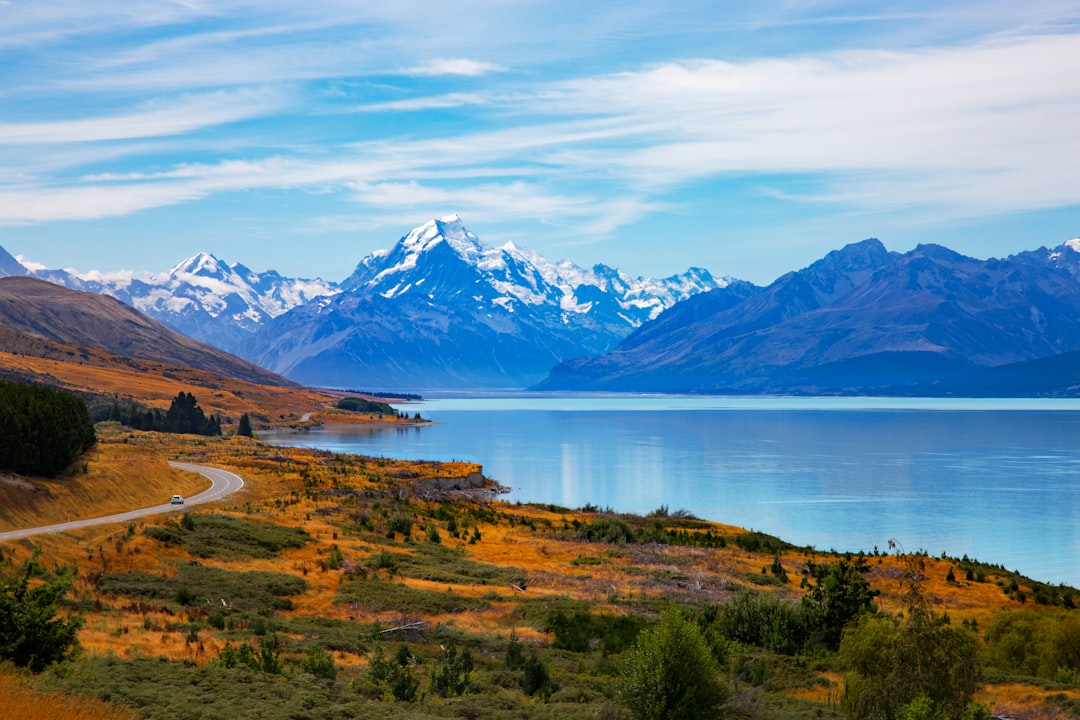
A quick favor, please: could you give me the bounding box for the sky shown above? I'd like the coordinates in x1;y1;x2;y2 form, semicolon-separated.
1;1;1079;286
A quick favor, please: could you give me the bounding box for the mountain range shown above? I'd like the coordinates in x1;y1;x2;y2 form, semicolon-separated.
5;219;1080;395
1;215;724;389
247;216;723;388
536;238;1080;395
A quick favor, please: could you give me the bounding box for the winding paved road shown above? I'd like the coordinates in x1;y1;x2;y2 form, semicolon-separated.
0;462;245;543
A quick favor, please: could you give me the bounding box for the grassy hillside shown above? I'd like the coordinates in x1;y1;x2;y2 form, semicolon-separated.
3;426;1079;719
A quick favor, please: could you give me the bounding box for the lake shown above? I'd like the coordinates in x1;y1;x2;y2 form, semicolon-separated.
263;396;1080;587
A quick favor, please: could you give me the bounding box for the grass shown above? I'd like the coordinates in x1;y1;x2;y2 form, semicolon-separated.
0;443;208;532
0;665;138;720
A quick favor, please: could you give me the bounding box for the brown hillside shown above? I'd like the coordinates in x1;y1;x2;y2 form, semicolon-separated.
0;276;293;387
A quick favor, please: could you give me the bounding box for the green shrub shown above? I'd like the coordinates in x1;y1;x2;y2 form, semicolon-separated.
575;517;636;544
521;650;553;698
715;589;806;655
298;644;337;681
0;551;83;671
143;515;310;559
99;566;307;612
618;609;730;720
367;643;419;701
337;579;489;614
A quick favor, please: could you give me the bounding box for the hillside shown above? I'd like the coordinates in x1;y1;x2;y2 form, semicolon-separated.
0;276;295;388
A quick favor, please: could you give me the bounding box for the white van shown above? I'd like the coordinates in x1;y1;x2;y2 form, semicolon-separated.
170;495;185;505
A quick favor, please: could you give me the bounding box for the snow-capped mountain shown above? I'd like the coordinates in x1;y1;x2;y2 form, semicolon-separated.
249;215;728;388
30;252;339;355
344;214;723;329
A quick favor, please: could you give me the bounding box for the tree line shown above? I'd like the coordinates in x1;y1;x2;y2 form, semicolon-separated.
102;392;222;436
0;379;96;477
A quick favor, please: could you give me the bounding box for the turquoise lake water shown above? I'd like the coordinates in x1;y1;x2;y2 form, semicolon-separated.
263;396;1080;587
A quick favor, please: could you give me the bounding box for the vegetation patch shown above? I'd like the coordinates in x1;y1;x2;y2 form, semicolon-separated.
365;544;524;586
143;514;311;559
337;578;490;615
334;397;396;414
98;566;307;612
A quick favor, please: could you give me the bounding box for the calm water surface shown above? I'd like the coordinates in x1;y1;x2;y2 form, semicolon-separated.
264;396;1080;587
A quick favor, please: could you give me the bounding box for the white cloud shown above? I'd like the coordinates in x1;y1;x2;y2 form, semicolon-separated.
401;58;505;77
0;88;284;145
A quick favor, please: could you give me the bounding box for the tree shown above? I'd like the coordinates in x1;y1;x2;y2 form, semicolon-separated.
618;609;730;720
0;380;96;477
840;550;979;720
801;554;878;650
429;642;472;697
237;413;253;438
0;550;83;671
521;650;554;698
163;392;220;436
368;643;419;701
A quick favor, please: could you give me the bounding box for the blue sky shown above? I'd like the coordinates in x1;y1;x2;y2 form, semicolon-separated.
1;1;1079;285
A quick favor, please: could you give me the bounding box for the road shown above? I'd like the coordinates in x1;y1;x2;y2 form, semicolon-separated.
0;462;245;543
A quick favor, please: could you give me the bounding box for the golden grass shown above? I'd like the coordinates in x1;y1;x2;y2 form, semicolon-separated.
0;667;138;720
0;443;208;532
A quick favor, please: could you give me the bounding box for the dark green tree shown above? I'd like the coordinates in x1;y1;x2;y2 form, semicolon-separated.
0;380;96;477
368;643;419;701
163;392;220;436
429;642;473;697
237;412;253;437
801;554;878;650
521;650;554;698
618;609;730;720
0;550;83;671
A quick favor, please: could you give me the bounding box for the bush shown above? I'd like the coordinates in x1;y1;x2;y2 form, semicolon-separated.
0;552;83;671
298;644;337;681
575;517;636;544
618;609;730;720
521;650;553;698
715;589;806;655
98;566;307;612
337;579;489;614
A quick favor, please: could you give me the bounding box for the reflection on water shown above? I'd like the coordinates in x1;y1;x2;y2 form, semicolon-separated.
263;399;1080;586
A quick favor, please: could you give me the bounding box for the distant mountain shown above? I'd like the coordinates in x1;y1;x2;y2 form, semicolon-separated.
0;246;27;278
249;215;727;388
29;252;338;355
536;238;1080;396
0;277;296;388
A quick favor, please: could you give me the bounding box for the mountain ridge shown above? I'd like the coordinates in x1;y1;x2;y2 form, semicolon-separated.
536;238;1080;395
